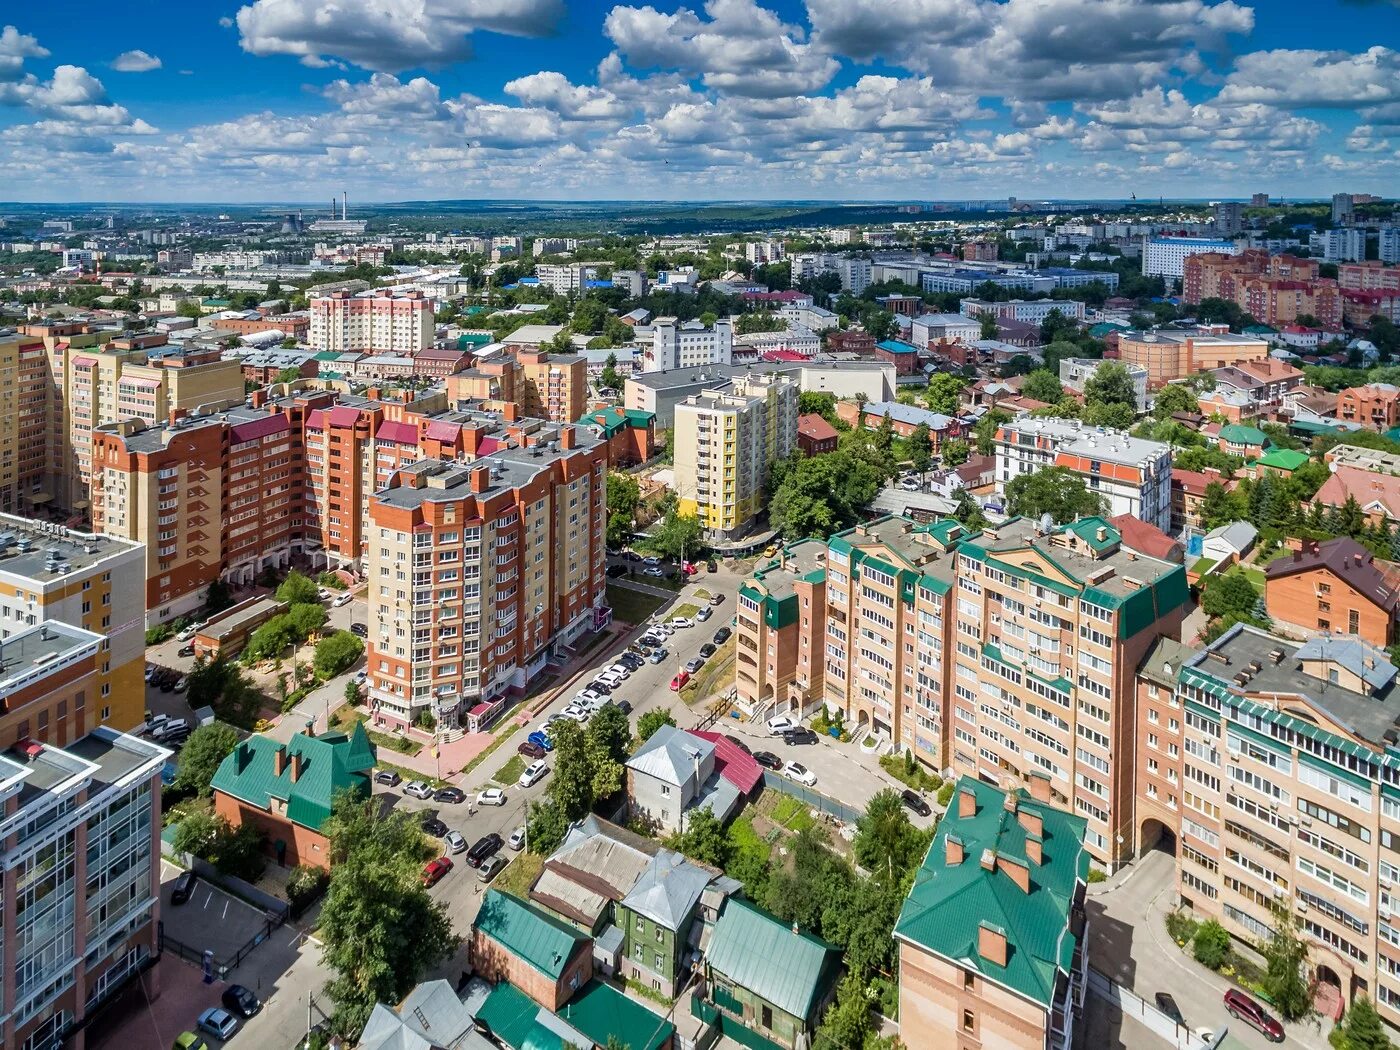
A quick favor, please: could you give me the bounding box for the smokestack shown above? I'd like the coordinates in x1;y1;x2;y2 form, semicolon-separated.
342;191;347;221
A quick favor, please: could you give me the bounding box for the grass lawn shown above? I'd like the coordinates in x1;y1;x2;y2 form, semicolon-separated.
461;722;518;775
493;754;526;786
494;850;542;897
672;602;701;620
693;588;711;601
606;583;669;624
1240;566;1266;590
1191;556;1220;575
770;794;816;834
333;707;423;756
681;635;736;706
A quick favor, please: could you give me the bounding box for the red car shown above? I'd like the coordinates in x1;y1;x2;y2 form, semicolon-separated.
422;857;453;887
1223;989;1284;1042
670;671;690;691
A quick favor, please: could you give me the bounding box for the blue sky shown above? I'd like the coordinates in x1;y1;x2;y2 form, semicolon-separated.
2;0;1398;203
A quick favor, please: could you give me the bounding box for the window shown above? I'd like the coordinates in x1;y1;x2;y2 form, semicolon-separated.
962;1009;975;1032
963;969;975;990
762;1005;773;1029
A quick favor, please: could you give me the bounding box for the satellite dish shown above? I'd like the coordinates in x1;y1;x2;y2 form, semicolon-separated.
1039;513;1054;534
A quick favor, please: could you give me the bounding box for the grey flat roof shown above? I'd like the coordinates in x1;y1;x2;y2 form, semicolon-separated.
67;731;166;790
0;514;141;579
0;622;98;693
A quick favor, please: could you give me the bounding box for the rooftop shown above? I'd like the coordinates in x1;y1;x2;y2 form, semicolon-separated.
1265;537;1400;613
0;514;142;582
705;898;840;1021
473;889;590;980
0;620;102;699
998;416;1170;468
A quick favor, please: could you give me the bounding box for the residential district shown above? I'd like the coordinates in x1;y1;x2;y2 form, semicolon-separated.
6;195;1400;1050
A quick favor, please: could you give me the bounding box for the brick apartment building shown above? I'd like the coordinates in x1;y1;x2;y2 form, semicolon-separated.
1183;250;1341;329
1337;383;1400;431
1116;326;1270;387
309;289;434;355
446;349;588;423
365;422;608;732
1265;538;1400;648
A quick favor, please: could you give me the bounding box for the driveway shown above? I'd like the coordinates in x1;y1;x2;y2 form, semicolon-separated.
1089;850;1330;1050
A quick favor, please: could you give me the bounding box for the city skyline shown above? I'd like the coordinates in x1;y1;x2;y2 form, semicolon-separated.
2;0;1399;203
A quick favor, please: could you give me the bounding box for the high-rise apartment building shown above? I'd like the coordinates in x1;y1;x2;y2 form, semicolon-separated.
309;289;435;354
644;317;733;373
1141;235;1241;279
1382;229;1400;266
0;332;51;513
734;540;829;717
790;253;872;294
0;516;147;732
1213;201;1245;236
1157;625;1400;1026
365;423;607;731
0;620;166;1049
993;418;1173;531
518;351;587;424
1333;192;1356;225
672;373;796;538
1323;228;1367;264
1182;251;1341;329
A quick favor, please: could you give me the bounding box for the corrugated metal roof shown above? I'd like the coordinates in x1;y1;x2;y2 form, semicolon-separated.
705;898;838;1021
375;420;419;445
474;890;589;980
556;980;673;1050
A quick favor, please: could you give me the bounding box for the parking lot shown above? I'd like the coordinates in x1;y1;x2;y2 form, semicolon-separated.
160;861;280;964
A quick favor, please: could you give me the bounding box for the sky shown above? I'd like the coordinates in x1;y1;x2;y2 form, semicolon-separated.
2;0;1399;204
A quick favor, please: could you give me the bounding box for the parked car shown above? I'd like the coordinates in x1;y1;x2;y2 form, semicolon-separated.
588;679;615;694
171;870;198;905
173;676;188;693
606;564;629;578
173;1033;209;1050
754;751;782;771
477;788;507;807
349;622;368;637
509;826;527;851
670;671;690;691
652;622;675;636
421;817;448;838
784;762;817;787
561;704;590;723
642;556;662;567
623;551;642;562
708;592;725;605
901;790;932;817
696;607;712;622
605;663;631;679
1154;993;1185;1027
699;643;717;658
404;781;434;800
684;657;704;674
766;715;797;735
477;855;507;883
783;728;818;746
467;833;505;868
712;627;731;644
445;830;468;854
519;759;550;788
221;985;261;1019
333;592;353;607
145;713;169;736
706;559;719;573
518;740;546;760
613;699;633;715
900;476;922;492
422;857;453;886
1223;990;1283;1042
177;644;196;658
196;1008;240;1041
527;730;554;752
668;617;693;629
434;786;466;804
642;566;665;577
647;647;668;664
373;769;402;787
618;653;644;671
177;626;199;643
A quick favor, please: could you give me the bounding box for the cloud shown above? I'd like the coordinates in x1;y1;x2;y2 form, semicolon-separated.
504;71;631;121
604;0;838;98
0;24;48;81
1218;46;1400;107
324;71;447;118
234;0;565;72
111;49;163;72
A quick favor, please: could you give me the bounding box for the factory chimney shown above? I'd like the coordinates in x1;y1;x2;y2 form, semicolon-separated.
342;191;347;221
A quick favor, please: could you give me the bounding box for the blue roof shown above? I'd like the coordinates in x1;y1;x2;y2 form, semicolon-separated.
876;340;917;354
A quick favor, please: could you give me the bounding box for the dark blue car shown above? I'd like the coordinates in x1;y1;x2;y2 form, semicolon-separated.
527;730;555;752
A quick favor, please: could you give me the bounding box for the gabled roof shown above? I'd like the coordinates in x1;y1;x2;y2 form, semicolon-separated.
1203;520;1258;553
620;850;713;930
626;723;714;787
895;777;1088;1009
1218;423;1269;446
358;980;476;1050
474;890;590;980
1255;448;1310;472
691;730;764;793
209;723;375;833
1296;635;1397;693
1265;537;1400;613
1315;466;1400;522
705;898;840;1021
1108;513;1181;562
796;413;839;442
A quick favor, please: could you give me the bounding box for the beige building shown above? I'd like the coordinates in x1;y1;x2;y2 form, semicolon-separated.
734;540;828;717
366;422;608;732
673;372;796;538
0;515;147;733
1116;326;1269;386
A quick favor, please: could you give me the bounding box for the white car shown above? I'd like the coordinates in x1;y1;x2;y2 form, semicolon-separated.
577;687;606;703
509;826;527;851
605;663;631;679
333;592;354;608
900;477;922;492
696;607;713;622
595;672;624;689
177;625;199;642
766;715;797;735
518;759;550;788
445;830;468;854
318;588;333;602
561;705;590;723
404;781;434;800
477;788;507;807
652;622;675;637
668;617;693;629
784;762;817;787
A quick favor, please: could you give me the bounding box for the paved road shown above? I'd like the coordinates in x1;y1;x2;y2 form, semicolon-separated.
1089;850;1330;1050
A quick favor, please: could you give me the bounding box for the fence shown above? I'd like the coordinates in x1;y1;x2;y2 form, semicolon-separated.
159;913;284;978
1086;966;1222;1050
760;771;864;824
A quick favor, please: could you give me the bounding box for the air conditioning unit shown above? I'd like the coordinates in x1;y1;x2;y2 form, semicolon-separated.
1286;815;1299;825
1301;817;1312;827
1269;801;1279;811
1296;900;1309;914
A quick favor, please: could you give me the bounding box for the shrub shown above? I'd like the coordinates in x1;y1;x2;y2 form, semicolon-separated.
1165;910;1200;947
287;864;328;904
314;631;364;679
936;781;956;808
1192;919;1231;970
146;625;173;644
1086;867;1107;884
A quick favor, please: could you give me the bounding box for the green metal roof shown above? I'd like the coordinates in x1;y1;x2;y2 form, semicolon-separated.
896;777;1089;1009
474;982;570;1050
1060;516;1120;554
1255;448;1310;472
557;980;674;1050
1219;424;1268;446
705;898;839;1022
209;724;375;833
475;890;590;980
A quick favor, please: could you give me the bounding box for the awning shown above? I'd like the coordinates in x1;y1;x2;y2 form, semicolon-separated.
72;499;90;510
28;492;53;504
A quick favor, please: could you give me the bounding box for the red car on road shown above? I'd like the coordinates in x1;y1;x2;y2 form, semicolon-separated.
1223;989;1284;1042
422;857;453;887
670;671;690;691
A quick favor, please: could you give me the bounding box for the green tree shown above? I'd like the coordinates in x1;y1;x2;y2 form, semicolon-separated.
942;438;970;467
925;372;965;415
276;569;319;606
1004;467;1105;524
1082;399;1136;430
607;472;641;548
908;423;932;473
977;312;999;340
636;709;676;743
1199;480;1244;529
600;352;621;390
585;705;630;800
1260;905;1313;1022
547;719;595;822
674;807;729;867
172;811;266;881
1153;383;1200;419
288;601;328;640
769;449;884;541
642;510;704;561
1200;568;1263;621
527;797;570;855
797;391;837;419
318;794;458;1037
874;411;894;451
853;788;926;882
1041;339;1087;374
1021;369;1064;403
173;722;241;797
245;615;297;663
814;973;874;1050
973;409;1011;457
1192;918;1231;969
1337;996;1391;1050
185;656;263;727
1083;362;1138;409
204;578;235;615
314;631;364;679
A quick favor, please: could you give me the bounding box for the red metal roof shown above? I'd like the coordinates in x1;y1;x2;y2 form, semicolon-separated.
424;419;461;442
375;420;420;445
797;414;838;441
327;405;361;428
229;415;289;444
691;730;763;794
